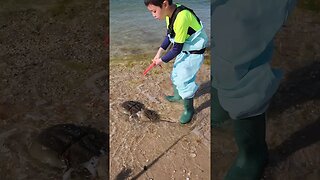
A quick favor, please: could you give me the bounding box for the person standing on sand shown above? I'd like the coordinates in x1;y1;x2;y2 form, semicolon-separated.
144;0;208;124
211;0;297;179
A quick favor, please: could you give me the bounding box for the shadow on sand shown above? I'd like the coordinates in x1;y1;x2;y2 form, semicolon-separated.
268;117;320;167
194;81;211;113
269;61;320;115
114;134;188;180
266;61;320;171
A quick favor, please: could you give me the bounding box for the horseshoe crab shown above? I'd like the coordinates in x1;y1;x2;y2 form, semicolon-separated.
28;124;108;180
121;101;145;119
121;101;161;122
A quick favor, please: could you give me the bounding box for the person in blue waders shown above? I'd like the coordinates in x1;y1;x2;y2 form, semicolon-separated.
211;0;297;179
144;0;208;124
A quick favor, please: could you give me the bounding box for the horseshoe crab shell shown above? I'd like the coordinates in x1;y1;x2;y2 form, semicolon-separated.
28;124;108;179
121;101;145;118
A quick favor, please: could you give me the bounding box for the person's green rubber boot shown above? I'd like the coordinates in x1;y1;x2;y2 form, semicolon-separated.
224;113;268;180
180;98;194;124
166;84;182;103
211;87;231;128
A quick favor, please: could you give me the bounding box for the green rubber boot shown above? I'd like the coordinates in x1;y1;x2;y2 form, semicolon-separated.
211;87;231;128
180;98;194;124
166;84;182;103
224;113;268;180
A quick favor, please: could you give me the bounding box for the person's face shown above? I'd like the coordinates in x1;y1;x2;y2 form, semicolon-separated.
147;3;165;20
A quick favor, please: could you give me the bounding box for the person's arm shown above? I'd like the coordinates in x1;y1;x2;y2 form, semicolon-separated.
161;11;191;63
161;43;183;63
154;35;171;60
160;35;171;50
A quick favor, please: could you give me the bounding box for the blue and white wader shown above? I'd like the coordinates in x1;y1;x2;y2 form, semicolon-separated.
169;22;208;99
211;0;297;119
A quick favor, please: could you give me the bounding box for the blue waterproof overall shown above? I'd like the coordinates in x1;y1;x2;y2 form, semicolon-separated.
170;22;208;99
211;0;297;119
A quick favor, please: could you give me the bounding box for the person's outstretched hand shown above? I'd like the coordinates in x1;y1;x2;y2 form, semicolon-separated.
152;57;163;65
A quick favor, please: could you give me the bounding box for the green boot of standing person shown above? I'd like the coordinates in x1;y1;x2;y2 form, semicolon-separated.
166;84;182;102
180;98;195;124
224;113;268;180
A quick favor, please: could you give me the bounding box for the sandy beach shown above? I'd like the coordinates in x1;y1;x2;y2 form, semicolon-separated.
109;54;211;179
